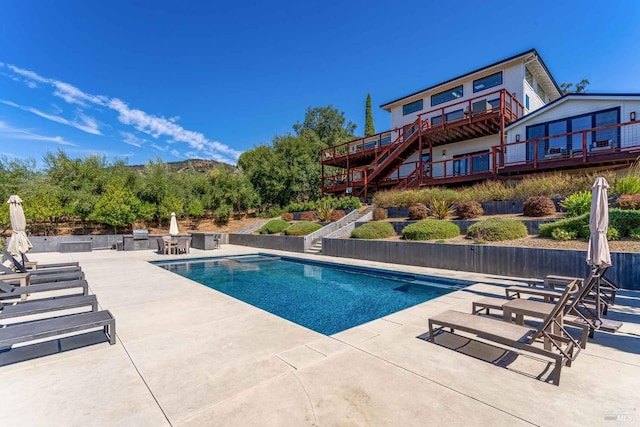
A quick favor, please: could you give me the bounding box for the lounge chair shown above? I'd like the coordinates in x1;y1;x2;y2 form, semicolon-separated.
3;251;82;275
0;264;85;284
19;252;80;271
0;295;98;322
526;271;617;306
0;310;116;350
428;280;581;386
0;278;89;301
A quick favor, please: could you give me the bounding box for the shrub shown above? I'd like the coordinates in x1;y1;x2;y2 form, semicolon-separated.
456;201;484;219
551;228;577;241
351;222;395;239
300;211;315;221
284;221;322;236
630;226;640;240
258;206;283;218
408;204;428;220
287;201;317;213
315;200;333;222
539;214;589;238
428;198;454;220
607;227;620;241
560;191;592;217
281;212;293;221
467;218;528;241
610;208;640;236
614;194;640;210
523;196;556;217
372;208;388;221
333;196;361;210
330;209;345;222
402;219;460;241
213;205;232;225
613;175;640;195
259;219;290;234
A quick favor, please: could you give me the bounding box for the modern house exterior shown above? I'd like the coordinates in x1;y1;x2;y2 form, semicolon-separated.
321;49;640;199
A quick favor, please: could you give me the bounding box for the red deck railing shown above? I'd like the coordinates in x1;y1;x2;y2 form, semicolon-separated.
321;89;523;165
322;120;640;192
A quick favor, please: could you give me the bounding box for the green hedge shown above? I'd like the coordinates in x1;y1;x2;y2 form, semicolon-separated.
402;219;460;241
539;209;640;238
283;221;322;236
467;218;528;241
259;219;290;234
351;222;395;239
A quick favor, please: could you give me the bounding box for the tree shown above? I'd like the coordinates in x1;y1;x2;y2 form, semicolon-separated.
365;93;375;136
560;79;590;94
292;105;357;147
90;178;141;234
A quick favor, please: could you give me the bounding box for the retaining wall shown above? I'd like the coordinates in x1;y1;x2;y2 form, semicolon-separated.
228;233;305;252
322;238;640;290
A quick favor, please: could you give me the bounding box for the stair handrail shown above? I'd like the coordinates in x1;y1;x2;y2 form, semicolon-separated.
366;118;422;181
303;207;369;251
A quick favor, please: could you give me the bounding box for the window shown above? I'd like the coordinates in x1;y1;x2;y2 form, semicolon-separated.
473;72;503;93
431;109;464;126
431;85;464;106
525;107;621;160
525;68;534;86
403;99;423;115
453;150;490;175
594;109;619;146
525;95;530;110
536;84;547;103
379;136;392;146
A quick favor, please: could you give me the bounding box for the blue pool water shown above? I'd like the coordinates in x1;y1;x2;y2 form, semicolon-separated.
155;255;468;335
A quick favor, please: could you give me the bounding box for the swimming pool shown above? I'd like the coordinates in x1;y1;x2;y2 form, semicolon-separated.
154;255;470;335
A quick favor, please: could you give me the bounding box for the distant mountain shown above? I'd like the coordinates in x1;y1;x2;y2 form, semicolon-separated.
128;159;236;174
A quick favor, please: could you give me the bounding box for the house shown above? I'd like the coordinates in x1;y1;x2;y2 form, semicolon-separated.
321;49;640;199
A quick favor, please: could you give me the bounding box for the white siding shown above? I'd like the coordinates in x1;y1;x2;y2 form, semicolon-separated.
389;62;534;130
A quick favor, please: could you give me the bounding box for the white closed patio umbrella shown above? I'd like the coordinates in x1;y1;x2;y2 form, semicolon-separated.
7;195;32;261
169;212;179;236
586;177;611;320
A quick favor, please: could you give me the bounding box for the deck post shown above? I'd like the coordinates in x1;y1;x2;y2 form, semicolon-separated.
582;132;588;163
321;159;325;196
534;139;538;169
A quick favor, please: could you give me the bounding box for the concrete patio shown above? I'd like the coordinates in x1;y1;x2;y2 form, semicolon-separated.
0;245;638;426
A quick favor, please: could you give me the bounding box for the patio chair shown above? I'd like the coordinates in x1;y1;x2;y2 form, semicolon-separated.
428;280;581;386
0;278;89;301
3;250;82;275
525;270;617;306
504;267;621;335
176;237;191;254
155;237;165;254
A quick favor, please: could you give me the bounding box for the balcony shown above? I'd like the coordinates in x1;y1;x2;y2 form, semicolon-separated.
321;89;523;169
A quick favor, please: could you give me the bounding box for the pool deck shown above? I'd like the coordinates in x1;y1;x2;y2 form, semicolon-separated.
1;245;639;426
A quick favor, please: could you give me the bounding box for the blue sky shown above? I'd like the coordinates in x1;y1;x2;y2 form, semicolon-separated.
1;0;639;167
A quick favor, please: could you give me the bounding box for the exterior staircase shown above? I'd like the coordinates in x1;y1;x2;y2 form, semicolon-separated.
306;239;323;254
304;206;373;254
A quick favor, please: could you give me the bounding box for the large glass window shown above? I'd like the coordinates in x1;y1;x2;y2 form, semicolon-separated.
570;115;592;152
431;85;464;106
473;72;503;93
547;120;567;154
536;84;547;102
403;99;423;116
594;109;619;147
526;123;546;160
525;107;621;158
525;68;534;86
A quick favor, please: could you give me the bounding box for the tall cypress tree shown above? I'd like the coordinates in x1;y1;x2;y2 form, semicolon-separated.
364;93;375;136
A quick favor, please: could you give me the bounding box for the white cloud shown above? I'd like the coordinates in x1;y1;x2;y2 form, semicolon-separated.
26;81;37;89
67;147;133;158
149;143;168;152
119;131;146;148
2;63;240;163
0;99;102;135
0;121;77;146
170;149;182;158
